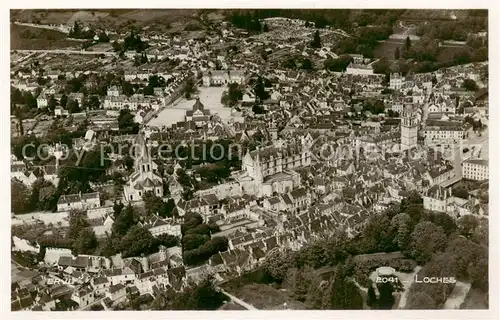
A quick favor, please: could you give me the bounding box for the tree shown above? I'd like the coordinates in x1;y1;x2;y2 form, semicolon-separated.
117;109;139;134
23;91;37;109
367;283;377;308
301;58;313;71
253;76;269;101
73;228;98;255
311;30;321;48
184;77;197;99
454;48;472;65
47;95;57;112
222;82;243;106
263;249;296;281
462;79;478;92
87;95;101;109
11;179;32;214
391;212;411;250
67;99;80;114
329;266;363;309
394;47;401;60
377;282;395;309
305;275;326;309
405;36;412;51
457;215;479;238
252;104;265;114
120;226;157;258
182;233;210;251
284;266;317;302
98;32;110;43
372;57;390;74
468;257;488;291
142;191;173;217
409;221;447;264
407;291;436;309
112;204;136;237
60;93;68;107
324;54;354;72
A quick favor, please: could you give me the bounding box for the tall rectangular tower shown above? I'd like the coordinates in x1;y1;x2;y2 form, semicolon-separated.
401;114;418;150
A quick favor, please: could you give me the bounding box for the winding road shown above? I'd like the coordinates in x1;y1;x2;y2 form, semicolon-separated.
11;49;116;56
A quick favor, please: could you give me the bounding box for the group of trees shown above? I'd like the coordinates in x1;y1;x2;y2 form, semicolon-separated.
68;21;95;40
143;75;167;96
11;177;59;214
142;191;176;218
227;9;402;30
407;231;488;309
415;17;487;42
362;99;386;115
11;87;38;110
260;193;487;309
181;213;228;266
100;202;179;258
220;83;243;106
265;249;364;310
462;79;479;92
367;281;397;309
397;35;487;74
228;12;268;33
56;148;111;195
122;31;149;53
336;25;393;58
67;212;98;255
11;131;116;215
282;55;314;71
117;109;140;134
151;278;225;310
324;54;353;72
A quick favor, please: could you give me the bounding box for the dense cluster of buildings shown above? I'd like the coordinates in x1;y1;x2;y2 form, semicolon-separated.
10;13;488;311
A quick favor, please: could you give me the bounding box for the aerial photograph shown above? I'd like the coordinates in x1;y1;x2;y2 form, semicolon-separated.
10;9;488;311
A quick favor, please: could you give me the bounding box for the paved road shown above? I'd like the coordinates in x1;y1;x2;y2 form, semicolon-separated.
13;21;70;34
217;287;258;310
11;49;116;56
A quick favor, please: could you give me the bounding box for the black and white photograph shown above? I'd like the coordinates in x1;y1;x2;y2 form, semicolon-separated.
8;7;492;314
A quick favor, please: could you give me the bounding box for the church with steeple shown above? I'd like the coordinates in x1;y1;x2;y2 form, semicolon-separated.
123;131;164;202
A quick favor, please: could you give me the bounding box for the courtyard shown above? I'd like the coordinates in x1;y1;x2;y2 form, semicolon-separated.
148;86;232;128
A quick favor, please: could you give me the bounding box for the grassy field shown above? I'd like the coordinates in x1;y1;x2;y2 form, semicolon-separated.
10;24;79;50
11;9;198;32
399;9;472;21
373;39;467;63
373;40;404;61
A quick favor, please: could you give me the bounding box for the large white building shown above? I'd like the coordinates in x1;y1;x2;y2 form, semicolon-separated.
345;63;374;75
422;185;480;218
389;73;404;90
37;94;48;109
462;159;489;181
57;192;101;212
242;141;311;185
423;124;465;146
202;70;245;87
123;132;164;202
400;113;418;150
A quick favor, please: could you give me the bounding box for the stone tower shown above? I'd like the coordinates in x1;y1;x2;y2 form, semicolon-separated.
401;112;418;150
